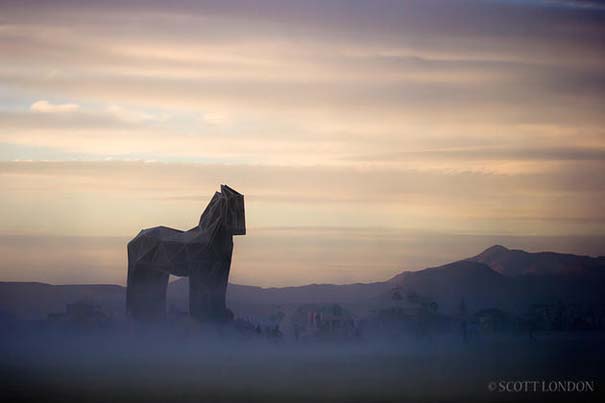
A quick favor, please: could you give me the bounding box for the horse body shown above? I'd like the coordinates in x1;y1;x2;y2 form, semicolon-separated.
126;185;245;322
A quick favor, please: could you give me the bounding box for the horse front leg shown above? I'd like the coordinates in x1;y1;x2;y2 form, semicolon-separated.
189;259;232;322
127;264;170;321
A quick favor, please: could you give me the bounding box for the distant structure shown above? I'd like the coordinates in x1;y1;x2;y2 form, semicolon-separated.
291;304;358;341
48;300;111;329
127;185;245;322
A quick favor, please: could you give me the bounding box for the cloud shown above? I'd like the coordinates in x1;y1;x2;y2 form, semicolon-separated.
30;100;80;113
544;0;605;9
106;104;160;123
0;0;604;266
348;146;605;163
1;160;604;241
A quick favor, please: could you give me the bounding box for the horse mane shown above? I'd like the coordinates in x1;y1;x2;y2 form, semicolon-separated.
198;191;225;236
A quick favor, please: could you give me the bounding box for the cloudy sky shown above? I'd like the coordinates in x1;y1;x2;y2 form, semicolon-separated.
1;0;604;286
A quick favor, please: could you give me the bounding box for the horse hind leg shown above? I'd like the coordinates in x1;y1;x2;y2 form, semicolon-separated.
127;263;170;321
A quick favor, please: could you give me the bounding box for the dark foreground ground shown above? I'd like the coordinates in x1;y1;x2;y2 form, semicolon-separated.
1;329;603;403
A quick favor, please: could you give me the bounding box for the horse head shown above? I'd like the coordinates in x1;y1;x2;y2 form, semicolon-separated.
199;184;246;237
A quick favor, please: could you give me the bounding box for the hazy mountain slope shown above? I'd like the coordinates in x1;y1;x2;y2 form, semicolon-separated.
387;260;516;314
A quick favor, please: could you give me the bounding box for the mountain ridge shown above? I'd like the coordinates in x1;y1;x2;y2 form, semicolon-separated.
469;244;605;276
1;245;604;319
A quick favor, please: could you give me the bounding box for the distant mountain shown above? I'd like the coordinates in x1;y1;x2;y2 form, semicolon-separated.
168;277;391;306
1;245;604;320
383;246;605;314
469;244;605;276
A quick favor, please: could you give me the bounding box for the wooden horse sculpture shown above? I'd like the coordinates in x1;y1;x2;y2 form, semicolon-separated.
126;185;245;322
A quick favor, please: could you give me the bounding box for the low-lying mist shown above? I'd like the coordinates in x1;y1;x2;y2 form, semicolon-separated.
1;320;603;403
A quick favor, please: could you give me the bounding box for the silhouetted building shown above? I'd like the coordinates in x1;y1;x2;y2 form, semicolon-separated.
48;300;111;329
291;304;357;340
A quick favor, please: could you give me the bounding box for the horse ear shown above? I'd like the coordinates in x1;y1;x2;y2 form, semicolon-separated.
228;193;246;235
221;184;242;197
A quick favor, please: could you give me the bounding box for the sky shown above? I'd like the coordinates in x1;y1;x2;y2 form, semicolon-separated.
0;0;604;286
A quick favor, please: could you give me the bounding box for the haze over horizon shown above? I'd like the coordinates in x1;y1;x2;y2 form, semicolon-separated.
1;0;604;286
